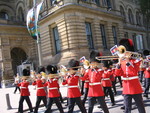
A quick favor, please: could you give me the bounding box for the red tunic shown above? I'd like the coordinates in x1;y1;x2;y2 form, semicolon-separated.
110;68;115;81
144;68;150;78
45;78;60;98
18;81;30;96
32;79;46;96
81;68;104;97
114;68;123;77
84;78;89;88
62;74;81;98
102;69;112;87
116;59;143;94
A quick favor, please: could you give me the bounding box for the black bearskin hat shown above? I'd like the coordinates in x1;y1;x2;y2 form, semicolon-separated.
68;59;79;70
101;60;110;68
119;39;134;52
38;66;45;74
89;50;101;63
46;65;57;74
22;69;30;76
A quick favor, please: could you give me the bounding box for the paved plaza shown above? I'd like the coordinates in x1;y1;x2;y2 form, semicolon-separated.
0;83;150;113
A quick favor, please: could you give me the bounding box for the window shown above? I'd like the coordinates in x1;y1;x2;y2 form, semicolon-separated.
120;6;125;21
100;24;107;49
132;33;137;50
18;8;24;21
135;35;144;50
102;0;111;10
112;26;117;45
53;27;61;53
128;9;134;24
0;12;8;20
85;22;94;49
136;12;141;26
50;0;55;6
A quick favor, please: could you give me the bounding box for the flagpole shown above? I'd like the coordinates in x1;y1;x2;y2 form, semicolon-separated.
34;0;42;66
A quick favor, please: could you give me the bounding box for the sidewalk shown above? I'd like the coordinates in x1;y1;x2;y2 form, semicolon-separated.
0;84;149;113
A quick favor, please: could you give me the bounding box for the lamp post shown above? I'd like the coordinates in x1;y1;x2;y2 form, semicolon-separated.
33;0;42;66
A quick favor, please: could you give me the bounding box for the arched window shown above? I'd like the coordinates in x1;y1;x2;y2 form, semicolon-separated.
128;9;134;24
136;12;141;26
18;7;24;21
120;6;126;21
0;12;9;20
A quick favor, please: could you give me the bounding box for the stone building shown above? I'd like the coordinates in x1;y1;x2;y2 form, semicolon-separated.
39;0;150;66
0;0;149;81
0;0;37;80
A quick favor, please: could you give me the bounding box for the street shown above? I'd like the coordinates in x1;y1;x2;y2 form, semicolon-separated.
0;82;149;113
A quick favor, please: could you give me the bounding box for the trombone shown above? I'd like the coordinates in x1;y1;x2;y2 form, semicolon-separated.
96;56;119;61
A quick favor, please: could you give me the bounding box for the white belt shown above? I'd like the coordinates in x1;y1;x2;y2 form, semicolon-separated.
68;86;78;88
89;82;101;86
102;78;110;80
37;87;44;89
20;87;26;89
85;80;89;83
122;76;138;80
48;87;58;90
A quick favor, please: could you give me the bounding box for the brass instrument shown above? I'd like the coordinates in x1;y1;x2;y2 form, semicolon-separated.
96;56;119;61
117;45;141;59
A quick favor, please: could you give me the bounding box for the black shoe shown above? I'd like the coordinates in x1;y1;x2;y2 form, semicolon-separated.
97;106;101;108
111;103;115;106
143;94;148;98
120;106;125;110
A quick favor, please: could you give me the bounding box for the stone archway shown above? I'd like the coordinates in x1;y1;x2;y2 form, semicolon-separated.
11;47;27;75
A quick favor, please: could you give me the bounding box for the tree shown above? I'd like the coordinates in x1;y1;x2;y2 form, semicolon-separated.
139;0;150;49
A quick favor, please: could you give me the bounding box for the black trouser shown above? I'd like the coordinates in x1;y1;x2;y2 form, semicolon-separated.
144;78;150;96
88;96;109;113
81;81;85;95
115;76;122;87
103;87;115;104
124;94;146;113
82;88;89;105
34;96;47;113
138;71;144;83
111;81;117;95
14;86;20;93
18;96;33;113
45;97;64;113
68;97;87;113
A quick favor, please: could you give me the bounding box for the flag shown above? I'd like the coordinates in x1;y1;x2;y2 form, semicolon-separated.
110;45;118;55
26;0;44;40
80;56;86;63
146;55;150;62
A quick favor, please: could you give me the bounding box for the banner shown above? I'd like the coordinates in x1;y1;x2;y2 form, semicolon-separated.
26;0;44;40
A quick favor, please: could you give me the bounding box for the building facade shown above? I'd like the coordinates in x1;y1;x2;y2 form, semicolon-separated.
39;0;150;66
0;0;37;80
0;0;149;80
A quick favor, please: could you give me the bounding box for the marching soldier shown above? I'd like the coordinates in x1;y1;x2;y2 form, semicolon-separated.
18;69;33;113
115;45;146;113
62;59;87;113
32;74;47;113
81;50;109;113
143;66;150;99
44;65;64;113
101;60;115;106
13;73;20;94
